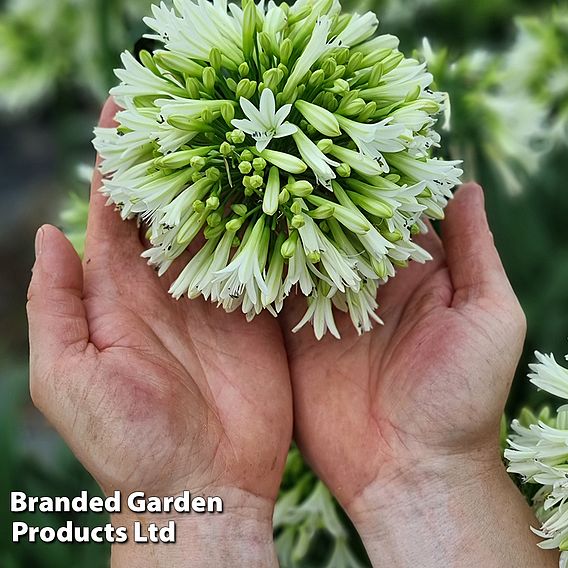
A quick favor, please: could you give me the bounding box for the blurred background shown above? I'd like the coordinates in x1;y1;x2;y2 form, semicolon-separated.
1;0;567;566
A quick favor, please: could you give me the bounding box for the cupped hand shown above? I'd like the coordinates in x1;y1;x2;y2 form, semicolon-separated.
27;100;292;565
281;184;555;566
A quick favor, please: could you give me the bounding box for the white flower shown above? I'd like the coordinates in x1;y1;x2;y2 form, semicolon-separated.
232;88;297;152
335;12;378;47
529;352;568;401
336;115;406;166
293;287;340;340
214;215;269;306
292;129;338;189
282;16;338;100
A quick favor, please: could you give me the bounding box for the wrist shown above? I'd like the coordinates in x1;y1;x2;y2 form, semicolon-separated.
346;448;556;567
109;488;278;568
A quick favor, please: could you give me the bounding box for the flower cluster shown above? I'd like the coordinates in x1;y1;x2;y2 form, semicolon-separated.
505;348;568;566
94;0;462;338
505;7;568;144
419;38;548;195
274;448;364;567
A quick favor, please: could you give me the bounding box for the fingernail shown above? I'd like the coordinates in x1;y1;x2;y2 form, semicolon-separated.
35;227;44;258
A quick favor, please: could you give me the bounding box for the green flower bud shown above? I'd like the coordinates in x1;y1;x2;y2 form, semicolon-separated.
239;161;253;174
240;149;254;162
368;62;384;88
280;231;298;259
307;251;321;263
252;157;267;171
382;229;403;242
139;50;160;75
405;84;421;102
329;78;350;94
347;51;363;73
193;199;205;213
154;51;203;77
209;47;222;71
259;31;272;54
236;78;250;99
371;257;388;279
410;223;420;235
204;223;225;240
206;196;220;210
342;98;366;115
263;166;280;216
242;0;257;59
231;204;248;216
280;38;293;65
226;218;244;232
190;156;207;171
206;166;221;181
357;101;376;122
201;108;213;123
278;188;290;204
391;258;408;268
287;180;313;197
229;129;246;144
206;212;222;227
244;187;254;197
335;47;350;65
226;77;238;92
219;141;233;156
249;174;263;188
291;214;305;228
167;116;214;132
192;171;204;182
336;163;351;177
382;51;404;75
317;139;334;153
238;61;250;77
307;195;370;234
177;215;205;245
295;100;341;137
220;102;235;126
202;67;217;92
290;200;303;215
185;77;202;99
308;204;334;219
259;149;307;174
154;146;215;169
308;69;325;89
322;57;337;77
347;191;394;218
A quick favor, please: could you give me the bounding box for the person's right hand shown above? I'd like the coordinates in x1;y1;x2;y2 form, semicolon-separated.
27;99;293;567
282;184;558;566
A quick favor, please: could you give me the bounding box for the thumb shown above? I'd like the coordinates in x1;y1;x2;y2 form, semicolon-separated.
27;225;89;387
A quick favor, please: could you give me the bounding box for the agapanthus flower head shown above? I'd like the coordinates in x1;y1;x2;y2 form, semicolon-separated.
94;0;462;338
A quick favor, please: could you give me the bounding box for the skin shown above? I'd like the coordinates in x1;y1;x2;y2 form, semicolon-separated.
27;99;558;567
27;100;292;567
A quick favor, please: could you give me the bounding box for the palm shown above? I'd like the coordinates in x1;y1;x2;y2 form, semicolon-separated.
78;268;291;500
282;187;525;507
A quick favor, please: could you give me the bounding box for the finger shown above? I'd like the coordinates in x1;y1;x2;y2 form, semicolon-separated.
441;182;513;306
84;98;142;264
27;226;89;385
